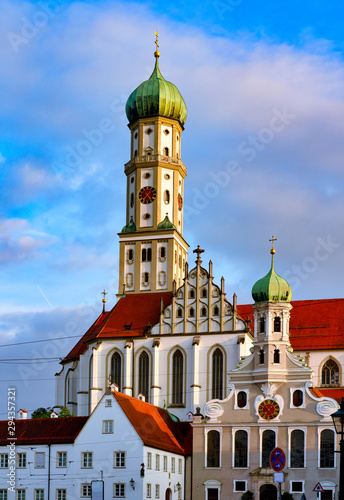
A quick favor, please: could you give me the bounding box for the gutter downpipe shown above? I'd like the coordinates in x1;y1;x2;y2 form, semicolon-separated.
48;443;51;500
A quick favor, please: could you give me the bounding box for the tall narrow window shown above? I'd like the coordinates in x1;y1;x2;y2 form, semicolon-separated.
262;430;275;467
259;349;265;364
274;317;281;332
130;193;134;208
237;391;247;408
128;249;134;262
201;306;207;317
212;349;223;400
273;349;280;363
189;307;195;317
290;430;304;468
138;352;150;402
111;352;122;391
177;308;183;318
207;430;220;468
293;390;303;407
164;147;169;156
147;248;152;261
320;429;334;468
160;247;166;260
172;350;183;405
142;248;147;261
259;317;265;333
164;190;170;204
322;359;339;386
201;288;207;298
234;430;248;467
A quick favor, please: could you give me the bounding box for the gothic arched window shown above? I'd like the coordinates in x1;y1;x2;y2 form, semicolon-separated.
290;430;304;468
177;308;183;318
320;429;334;468
322;359;339;386
189;307;195;317
234;430;248;467
262;430;275;467
212;349;223;400
138;351;150;402
207;430;220;468
172;350;183;405
110;352;122;391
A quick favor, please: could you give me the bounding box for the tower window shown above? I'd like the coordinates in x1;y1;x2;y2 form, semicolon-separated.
146;128;153;135
189;307;195;317
126;273;133;288
143;272;149;286
158;271;166;287
128;249;134;262
138;351;150;402
130;193;134;208
273;349;280;364
147;248;152;261
164;190;170;204
163;147;169;156
259;349;265;364
164;173;170;180
177;308;183;318
110;352;122;391
189;289;195;299
144;172;151;179
201;307;207;317
134;149;138;157
274;317;281;332
259;317;265;333
142;249;147;261
130;176;135;184
160;246;166;260
134;132;138;139
143;213;151;220
213;305;219;316
201;288;207;298
164;129;170;135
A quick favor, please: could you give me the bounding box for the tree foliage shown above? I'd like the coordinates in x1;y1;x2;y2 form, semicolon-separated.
242;491;254;500
31;407;52;419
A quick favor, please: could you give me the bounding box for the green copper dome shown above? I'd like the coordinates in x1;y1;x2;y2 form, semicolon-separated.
157;215;176;230
125;57;187;127
252;250;292;303
121;217;136;233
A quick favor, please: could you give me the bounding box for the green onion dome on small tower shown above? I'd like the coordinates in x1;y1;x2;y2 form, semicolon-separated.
125;34;187;127
252;237;292;303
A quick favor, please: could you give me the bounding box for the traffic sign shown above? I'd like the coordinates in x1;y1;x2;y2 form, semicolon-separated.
300;494;307;500
270;447;286;471
313;483;324;492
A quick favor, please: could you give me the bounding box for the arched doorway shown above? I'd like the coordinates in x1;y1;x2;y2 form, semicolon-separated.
165;488;172;500
260;484;277;500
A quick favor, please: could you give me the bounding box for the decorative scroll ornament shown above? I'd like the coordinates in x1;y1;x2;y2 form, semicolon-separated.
305;381;339;420
203;383;235;422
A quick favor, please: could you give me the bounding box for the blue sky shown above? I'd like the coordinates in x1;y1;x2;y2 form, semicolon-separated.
1;0;344;415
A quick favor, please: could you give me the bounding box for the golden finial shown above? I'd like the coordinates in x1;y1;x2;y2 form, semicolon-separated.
101;289;108;313
269;235;277;254
154;31;160;58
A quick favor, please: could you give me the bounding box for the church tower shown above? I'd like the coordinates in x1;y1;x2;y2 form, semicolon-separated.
118;35;189;295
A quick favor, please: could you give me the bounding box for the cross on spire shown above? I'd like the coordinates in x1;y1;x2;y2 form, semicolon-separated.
101;289;108;313
154;31;160;58
193;245;205;265
269;235;277;254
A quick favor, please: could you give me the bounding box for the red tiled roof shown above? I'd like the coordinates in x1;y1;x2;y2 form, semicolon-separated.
237;299;344;351
63;293;173;363
0;417;88;446
113;391;192;455
316;388;344;403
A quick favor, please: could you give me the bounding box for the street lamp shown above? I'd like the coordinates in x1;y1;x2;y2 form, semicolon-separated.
331;397;344;500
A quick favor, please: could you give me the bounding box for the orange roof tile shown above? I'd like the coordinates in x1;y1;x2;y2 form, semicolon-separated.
237;299;344;351
0;417;88;446
315;388;344;403
63;293;173;363
113;391;192;455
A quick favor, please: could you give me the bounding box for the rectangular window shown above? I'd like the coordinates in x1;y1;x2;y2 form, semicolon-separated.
56;490;66;500
105;399;112;407
155;485;160;499
113;484;125;498
155;454;160;471
103;420;114;434
290;481;304;493
147;452;152;469
163;455;167;472
0;454;8;468
17;491;25;500
57;452;67;468
0;491;7;500
17;453;26;468
35;452;45;468
178;458;182;474
234;481;247;492
81;484;92;497
114;452;125;468
81;452;93;468
147;484;151;498
171;457;175;473
35;490;44;500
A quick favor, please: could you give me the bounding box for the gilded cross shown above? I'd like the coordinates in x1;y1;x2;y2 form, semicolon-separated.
269;235;277;250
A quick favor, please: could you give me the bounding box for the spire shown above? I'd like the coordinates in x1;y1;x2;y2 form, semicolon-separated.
193;245;204;266
269;235;277;268
154;31;160;59
101;289;108;313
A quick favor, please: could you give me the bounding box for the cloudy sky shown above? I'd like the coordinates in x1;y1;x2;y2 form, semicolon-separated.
1;0;343;416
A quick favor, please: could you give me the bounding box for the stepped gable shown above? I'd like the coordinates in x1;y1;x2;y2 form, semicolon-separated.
0;417;88;445
113;391;192;455
62;292;173;363
237;298;344;350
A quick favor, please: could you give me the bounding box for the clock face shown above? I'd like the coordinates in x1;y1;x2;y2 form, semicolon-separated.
138;186;157;204
178;193;183;211
258;399;280;420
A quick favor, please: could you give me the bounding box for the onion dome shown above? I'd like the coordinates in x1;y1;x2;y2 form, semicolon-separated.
252;241;292;303
157;214;176;230
125;52;187;127
121;216;136;233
